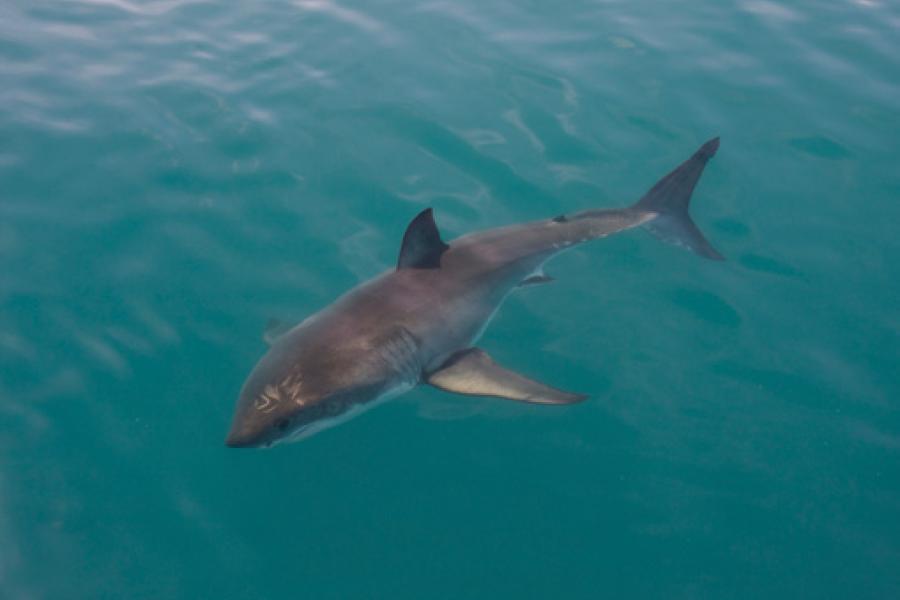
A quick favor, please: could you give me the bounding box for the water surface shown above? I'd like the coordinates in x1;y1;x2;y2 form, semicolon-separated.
1;0;899;598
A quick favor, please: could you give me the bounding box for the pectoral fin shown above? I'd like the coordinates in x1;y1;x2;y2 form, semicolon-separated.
425;348;587;405
518;273;554;288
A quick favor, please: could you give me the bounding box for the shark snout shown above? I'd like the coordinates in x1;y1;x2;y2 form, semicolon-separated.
225;421;268;448
224;431;255;448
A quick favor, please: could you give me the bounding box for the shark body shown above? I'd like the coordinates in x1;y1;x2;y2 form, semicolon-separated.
225;138;723;447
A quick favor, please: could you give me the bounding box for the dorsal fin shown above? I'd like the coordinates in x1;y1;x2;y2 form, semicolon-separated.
397;208;449;270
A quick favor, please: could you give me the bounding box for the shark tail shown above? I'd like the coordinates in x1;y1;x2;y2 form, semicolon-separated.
635;137;724;260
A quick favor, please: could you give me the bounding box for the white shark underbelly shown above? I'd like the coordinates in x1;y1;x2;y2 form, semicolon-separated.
279;381;416;445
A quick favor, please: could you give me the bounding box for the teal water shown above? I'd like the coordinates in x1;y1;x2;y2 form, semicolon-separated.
2;0;899;597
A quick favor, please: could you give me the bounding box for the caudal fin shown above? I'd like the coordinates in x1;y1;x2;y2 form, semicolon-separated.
635;137;724;260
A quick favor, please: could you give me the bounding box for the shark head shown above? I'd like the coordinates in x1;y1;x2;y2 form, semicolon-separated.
225;326;389;448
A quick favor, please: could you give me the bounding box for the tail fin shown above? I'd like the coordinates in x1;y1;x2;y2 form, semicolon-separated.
635;137;724;260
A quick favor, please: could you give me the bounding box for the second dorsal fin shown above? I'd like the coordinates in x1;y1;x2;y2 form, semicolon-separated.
397;208;449;270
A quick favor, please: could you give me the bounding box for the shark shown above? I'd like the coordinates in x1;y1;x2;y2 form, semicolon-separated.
225;138;724;448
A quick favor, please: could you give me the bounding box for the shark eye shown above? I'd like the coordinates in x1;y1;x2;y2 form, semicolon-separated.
275;417;291;432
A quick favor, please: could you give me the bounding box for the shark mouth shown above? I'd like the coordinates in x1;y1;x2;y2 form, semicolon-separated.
270;382;415;446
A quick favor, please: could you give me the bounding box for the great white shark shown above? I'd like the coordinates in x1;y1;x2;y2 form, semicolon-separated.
225;138;724;448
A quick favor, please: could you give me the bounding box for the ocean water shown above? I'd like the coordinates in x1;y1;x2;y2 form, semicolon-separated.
2;0;899;598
